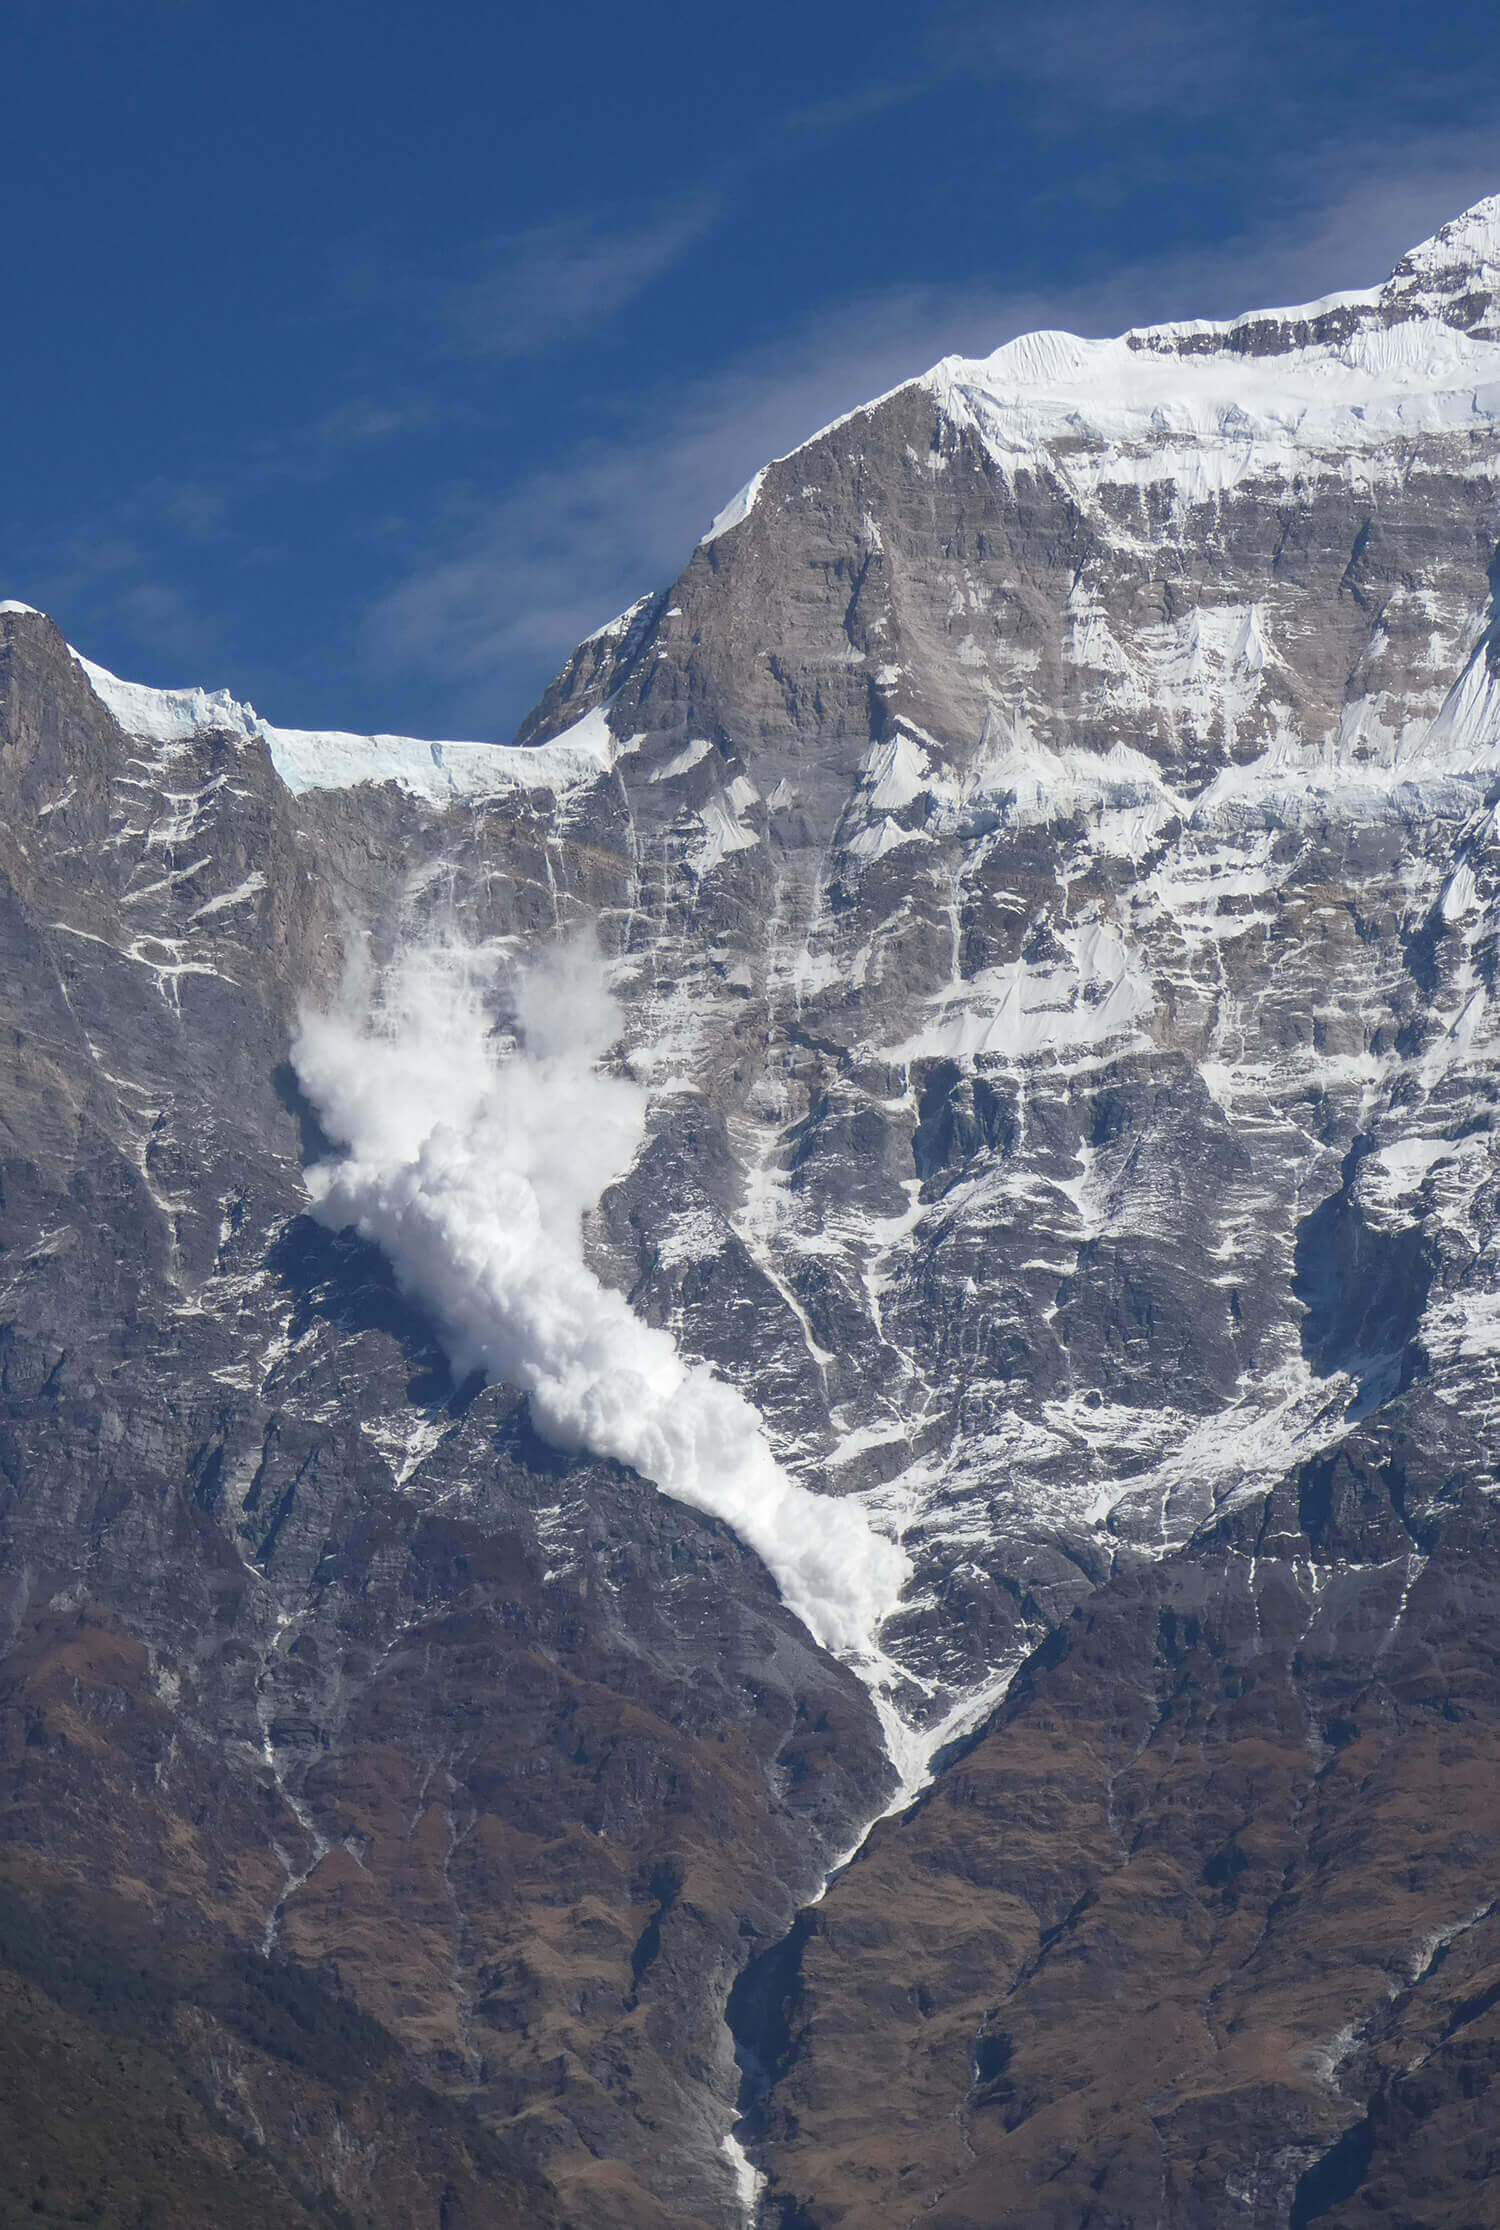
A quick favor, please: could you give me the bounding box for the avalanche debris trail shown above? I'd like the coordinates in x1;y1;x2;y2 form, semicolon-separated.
293;936;911;1663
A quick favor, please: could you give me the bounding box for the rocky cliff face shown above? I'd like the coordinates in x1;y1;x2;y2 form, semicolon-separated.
7;194;1500;2230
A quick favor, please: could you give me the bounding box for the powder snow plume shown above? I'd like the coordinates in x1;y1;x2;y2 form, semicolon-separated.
292;937;911;1660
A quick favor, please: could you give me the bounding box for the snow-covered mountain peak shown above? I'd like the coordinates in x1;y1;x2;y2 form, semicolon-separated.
924;195;1500;473
693;194;1500;558
1388;189;1500;302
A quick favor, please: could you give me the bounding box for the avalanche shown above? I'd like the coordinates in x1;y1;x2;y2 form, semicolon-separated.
292;937;912;1663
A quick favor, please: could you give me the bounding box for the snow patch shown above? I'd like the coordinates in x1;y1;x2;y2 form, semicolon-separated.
650;738;716;783
74;645;625;805
690;776;762;877
896;914;1155;1063
263;703;619;801
578;591;655;647
703;468;767;544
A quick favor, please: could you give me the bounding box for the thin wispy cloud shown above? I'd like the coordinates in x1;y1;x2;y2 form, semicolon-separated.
305;398;445;453
926;0;1494;126
28;536;225;670
770;0;1306;154
440;200;723;361
11;201;719;691
959;0;1269;118
781;76;946;138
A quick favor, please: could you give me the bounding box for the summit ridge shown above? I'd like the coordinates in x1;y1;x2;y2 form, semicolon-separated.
700;191;1500;557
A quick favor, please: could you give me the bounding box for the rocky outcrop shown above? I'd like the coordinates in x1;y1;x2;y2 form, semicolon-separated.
741;1408;1500;2226
0;1858;561;2230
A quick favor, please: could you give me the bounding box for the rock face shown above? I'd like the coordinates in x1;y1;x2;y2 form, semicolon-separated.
8;194;1500;2228
0;613;892;2230
743;1432;1500;2228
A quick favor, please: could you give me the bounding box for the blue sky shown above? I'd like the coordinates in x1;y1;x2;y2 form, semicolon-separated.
6;0;1500;738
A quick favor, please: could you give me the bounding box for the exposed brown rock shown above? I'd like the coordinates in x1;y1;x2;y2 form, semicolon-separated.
744;1432;1500;2226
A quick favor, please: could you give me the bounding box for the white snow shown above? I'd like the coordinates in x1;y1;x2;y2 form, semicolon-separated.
577;590;654;646
1394;195;1500;292
969;721;1184;850
76;654;260;752
928;317;1500;506
73;648;625;806
865;730;935;812
894;914;1155;1064
689;776;762;877
190;872;268;922
649;737;716;782
703;467;767;544
1441;859;1481;921
263;702;618;801
720;2132;764;2221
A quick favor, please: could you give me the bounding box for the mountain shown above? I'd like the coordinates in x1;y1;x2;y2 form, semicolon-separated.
7;193;1500;2228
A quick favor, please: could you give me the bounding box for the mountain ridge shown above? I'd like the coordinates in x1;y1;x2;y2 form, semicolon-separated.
6;189;1500;2226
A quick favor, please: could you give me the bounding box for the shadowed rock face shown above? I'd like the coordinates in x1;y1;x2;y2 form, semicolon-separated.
8;196;1500;2227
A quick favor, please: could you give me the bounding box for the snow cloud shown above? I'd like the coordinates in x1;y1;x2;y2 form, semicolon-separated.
292;936;910;1661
